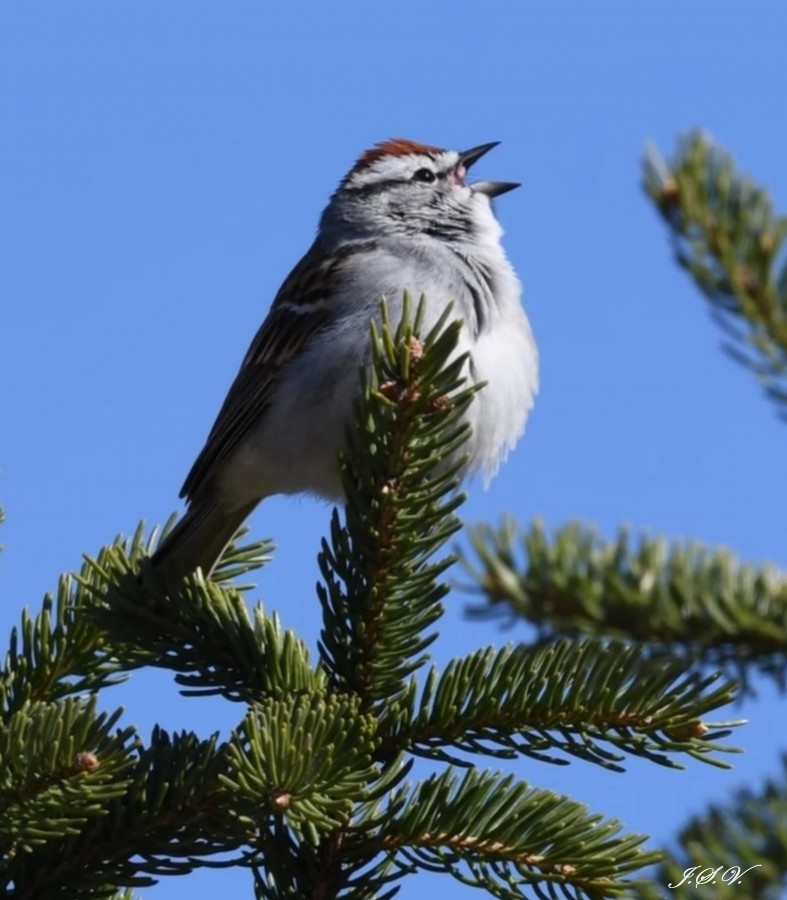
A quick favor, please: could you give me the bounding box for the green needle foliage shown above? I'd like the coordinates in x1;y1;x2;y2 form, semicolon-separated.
1;298;745;898
85;532;318;703
643;131;787;416
224;694;380;843
318;300;475;711
463;135;787;897
640;133;787;897
387;640;739;771
368;768;650;895
463;519;787;689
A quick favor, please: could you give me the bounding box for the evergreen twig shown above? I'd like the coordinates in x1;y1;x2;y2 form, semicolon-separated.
318;295;476;713
643;131;787;416
384;640;740;771
463;518;787;690
0;300;749;898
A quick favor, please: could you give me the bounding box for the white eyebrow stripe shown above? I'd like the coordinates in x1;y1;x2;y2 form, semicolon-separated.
349;150;460;187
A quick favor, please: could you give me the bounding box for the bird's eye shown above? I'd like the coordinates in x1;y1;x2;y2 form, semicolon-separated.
412;168;436;183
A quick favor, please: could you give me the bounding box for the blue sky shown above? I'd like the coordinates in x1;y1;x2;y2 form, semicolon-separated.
2;2;787;898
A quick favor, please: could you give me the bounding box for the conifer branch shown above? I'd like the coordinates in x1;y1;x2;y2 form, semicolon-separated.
318;295;476;712
2;298;751;898
0;698;134;854
383;641;740;771
1;566;129;717
222;694;379;844
3;727;246;899
643;131;787;415
81;531;318;703
464;519;787;688
351;768;658;899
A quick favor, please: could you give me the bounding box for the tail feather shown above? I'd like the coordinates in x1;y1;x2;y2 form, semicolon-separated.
151;499;257;579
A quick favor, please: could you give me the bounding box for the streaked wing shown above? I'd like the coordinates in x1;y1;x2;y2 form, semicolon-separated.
180;239;359;501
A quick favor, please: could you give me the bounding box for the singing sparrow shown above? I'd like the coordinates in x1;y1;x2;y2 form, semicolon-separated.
152;139;538;576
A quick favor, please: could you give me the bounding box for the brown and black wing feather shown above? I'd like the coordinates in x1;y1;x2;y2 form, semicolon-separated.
152;238;374;577
180;240;344;502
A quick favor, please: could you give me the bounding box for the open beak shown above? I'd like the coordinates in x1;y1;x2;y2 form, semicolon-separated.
458;141;520;198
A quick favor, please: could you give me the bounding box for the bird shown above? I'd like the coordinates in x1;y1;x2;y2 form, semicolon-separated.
152;139;539;578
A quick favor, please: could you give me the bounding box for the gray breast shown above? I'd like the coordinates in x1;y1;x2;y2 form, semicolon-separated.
450;249;498;336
